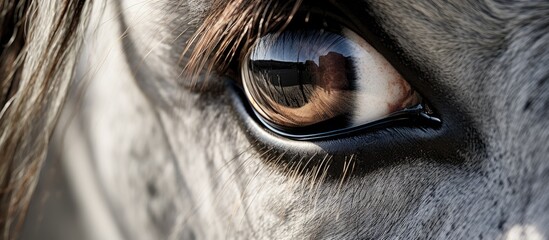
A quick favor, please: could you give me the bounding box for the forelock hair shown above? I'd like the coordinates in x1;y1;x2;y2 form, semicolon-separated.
0;0;91;238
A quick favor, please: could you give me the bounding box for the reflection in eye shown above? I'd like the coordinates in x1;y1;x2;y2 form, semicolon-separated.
241;27;423;135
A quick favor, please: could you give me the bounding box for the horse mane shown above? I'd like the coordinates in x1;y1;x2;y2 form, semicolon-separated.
0;0;90;238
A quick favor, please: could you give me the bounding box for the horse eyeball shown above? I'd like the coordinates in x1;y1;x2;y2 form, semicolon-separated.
241;27;421;131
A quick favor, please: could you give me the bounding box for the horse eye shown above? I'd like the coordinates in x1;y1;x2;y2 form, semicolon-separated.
240;26;436;139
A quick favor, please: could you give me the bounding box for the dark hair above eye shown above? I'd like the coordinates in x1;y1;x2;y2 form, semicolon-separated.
183;0;304;87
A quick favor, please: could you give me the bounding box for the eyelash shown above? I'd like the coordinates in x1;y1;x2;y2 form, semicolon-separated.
181;0;303;86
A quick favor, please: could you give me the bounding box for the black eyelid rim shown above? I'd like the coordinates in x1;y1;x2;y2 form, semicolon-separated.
229;81;441;141
254;104;441;141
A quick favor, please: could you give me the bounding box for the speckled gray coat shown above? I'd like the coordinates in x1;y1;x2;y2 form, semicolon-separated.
25;0;549;239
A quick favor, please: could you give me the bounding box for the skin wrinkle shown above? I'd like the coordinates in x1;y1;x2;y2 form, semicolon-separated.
30;0;549;239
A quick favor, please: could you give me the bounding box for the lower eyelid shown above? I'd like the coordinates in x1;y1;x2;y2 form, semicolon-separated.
227;80;464;177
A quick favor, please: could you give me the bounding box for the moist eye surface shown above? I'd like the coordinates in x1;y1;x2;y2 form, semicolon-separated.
241;26;424;136
242;29;357;127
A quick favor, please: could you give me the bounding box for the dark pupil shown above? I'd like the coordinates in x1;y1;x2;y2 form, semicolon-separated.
246;30;356;109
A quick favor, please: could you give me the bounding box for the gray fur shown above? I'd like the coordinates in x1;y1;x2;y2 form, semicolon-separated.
38;0;549;239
